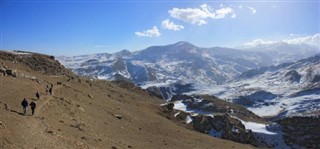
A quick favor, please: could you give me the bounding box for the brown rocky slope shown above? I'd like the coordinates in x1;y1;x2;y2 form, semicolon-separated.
0;50;255;148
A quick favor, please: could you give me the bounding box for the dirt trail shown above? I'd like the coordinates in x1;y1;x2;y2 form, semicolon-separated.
34;85;62;117
0;76;68;148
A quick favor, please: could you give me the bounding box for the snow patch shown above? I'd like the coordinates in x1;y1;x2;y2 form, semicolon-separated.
173;100;187;111
174;112;180;117
140;80;176;89
241;121;276;135
186;115;192;124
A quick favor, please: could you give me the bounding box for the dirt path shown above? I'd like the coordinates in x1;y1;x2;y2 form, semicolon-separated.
19;84;66;148
34;85;62;117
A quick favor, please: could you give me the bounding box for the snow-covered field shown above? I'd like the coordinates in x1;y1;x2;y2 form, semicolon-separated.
171;100;289;148
184;60;320;118
140;80;176;89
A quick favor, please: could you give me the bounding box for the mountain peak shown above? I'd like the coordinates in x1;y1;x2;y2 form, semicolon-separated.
115;49;132;56
119;49;130;53
173;41;196;47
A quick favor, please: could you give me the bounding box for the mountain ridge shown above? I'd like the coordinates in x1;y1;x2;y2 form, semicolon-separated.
57;41;319;86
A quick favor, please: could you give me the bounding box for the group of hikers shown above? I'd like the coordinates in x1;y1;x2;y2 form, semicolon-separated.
20;84;53;116
21;98;36;115
45;84;53;96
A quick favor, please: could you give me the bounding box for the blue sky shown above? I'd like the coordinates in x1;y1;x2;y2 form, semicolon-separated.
1;0;319;56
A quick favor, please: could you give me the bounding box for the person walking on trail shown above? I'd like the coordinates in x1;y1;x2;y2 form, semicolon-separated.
21;98;28;115
36;90;40;100
29;101;36;116
45;85;49;95
49;86;53;95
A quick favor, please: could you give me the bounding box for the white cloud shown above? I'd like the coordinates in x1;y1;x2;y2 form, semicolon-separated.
135;26;161;37
243;39;275;47
215;7;235;18
283;33;320;47
161;19;184;31
243;33;320;48
168;4;236;26
238;5;243;9
248;6;256;14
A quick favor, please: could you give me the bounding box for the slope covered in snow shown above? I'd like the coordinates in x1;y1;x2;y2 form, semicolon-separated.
187;55;320;118
166;95;289;148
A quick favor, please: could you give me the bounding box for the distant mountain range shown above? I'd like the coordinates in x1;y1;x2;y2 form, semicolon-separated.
57;41;319;85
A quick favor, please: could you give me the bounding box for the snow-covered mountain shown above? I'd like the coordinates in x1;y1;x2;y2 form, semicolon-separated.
57;41;318;86
190;55;320;119
239;42;319;65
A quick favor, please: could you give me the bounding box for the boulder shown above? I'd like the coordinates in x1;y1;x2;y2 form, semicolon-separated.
5;69;17;77
175;111;189;121
284;70;301;83
192;115;212;133
46;129;55;135
4;104;10;111
88;94;93;100
78;107;85;113
161;103;175;112
146;86;163;99
114;114;122;120
0;121;6;129
0;68;6;76
191;114;258;146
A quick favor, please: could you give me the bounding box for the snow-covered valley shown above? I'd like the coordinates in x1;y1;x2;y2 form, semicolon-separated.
185;55;320;118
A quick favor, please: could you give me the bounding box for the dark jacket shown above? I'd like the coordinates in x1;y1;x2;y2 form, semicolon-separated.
36;91;40;98
30;101;36;109
21;99;28;107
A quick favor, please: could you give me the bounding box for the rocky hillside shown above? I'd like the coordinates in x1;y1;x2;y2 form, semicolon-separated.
160;95;288;148
0;50;73;76
0;50;254;148
278;116;320;148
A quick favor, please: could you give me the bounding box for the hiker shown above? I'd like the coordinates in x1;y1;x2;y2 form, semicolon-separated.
29;101;36;116
49;87;53;95
21;98;28;115
45;85;49;95
36;90;40;100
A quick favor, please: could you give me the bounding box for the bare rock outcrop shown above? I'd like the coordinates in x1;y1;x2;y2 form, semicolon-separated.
278;116;320;148
0;50;74;76
192;114;258;146
161;103;175;113
5;69;17;77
